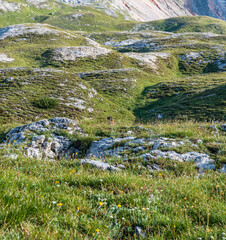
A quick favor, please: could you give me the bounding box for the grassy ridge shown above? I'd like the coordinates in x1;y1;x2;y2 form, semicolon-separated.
135;73;226;122
134;16;226;35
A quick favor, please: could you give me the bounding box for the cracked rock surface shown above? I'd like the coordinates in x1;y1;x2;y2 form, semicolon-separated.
87;136;216;171
4;117;82;159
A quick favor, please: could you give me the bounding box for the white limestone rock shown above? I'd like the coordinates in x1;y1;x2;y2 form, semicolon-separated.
4;117;81;160
51;46;112;61
79;159;120;172
0;53;14;62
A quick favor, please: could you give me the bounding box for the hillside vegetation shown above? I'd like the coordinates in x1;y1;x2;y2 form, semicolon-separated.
0;5;225;240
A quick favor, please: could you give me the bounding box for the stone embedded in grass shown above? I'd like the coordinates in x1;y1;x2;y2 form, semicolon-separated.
3;117;82;160
135;226;146;238
219;164;226;173
148;150;216;171
79;159;120;172
50;46;112;61
221;124;226;131
133;146;145;152
86;136;217;171
147;164;161;172
0;53;14;62
4;154;18;160
86;137;135;159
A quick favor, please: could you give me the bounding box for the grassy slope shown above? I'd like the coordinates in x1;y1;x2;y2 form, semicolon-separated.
134;16;226;35
0;1;75;28
0;2;135;32
0;23;225;123
0;121;225;239
135;73;226;121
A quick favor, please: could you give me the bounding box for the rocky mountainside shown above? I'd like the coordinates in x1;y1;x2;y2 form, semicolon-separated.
0;0;226;21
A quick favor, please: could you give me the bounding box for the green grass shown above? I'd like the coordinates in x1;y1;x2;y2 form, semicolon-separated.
0;120;225;239
134;72;226;122
43;7;136;32
33;97;58;109
0;3;135;32
134;16;226;35
0;68;137;125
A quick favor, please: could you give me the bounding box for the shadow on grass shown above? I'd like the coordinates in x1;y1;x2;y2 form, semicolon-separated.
134;83;226;122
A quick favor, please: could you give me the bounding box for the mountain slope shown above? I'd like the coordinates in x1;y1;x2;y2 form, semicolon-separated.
0;19;225;124
0;0;225;22
58;0;226;21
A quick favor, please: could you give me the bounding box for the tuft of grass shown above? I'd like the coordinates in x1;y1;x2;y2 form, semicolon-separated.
33;97;58;109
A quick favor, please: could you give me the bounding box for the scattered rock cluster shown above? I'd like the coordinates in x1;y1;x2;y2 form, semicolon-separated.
2;119;225;173
4;117;81;159
86;136;216;171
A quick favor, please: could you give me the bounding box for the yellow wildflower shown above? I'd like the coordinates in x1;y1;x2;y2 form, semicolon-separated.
118;204;122;208
95;229;100;233
57;203;63;206
99;202;103;206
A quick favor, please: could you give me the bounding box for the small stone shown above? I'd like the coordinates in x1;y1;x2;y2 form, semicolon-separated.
79;159;120;172
117;164;126;169
219;164;226;173
43;140;53;153
4;154;18;160
135;226;146;238
51;141;62;153
157;114;163;119
221;124;226;131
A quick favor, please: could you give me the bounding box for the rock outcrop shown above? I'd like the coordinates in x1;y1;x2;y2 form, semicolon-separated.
4;117;81;159
87;136;216;171
51;46;112;61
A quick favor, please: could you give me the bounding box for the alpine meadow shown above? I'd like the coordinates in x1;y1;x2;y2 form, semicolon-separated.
0;0;225;239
